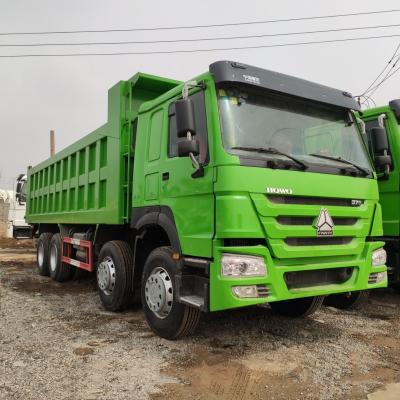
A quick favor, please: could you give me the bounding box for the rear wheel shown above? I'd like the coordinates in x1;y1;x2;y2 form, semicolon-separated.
141;246;201;340
270;296;325;318
36;232;53;276
324;290;369;310
49;234;74;282
97;241;134;312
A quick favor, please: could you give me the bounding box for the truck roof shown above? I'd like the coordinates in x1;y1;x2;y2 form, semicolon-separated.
210;60;360;111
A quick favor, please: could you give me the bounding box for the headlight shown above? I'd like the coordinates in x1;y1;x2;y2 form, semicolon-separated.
372;248;387;266
221;253;267;277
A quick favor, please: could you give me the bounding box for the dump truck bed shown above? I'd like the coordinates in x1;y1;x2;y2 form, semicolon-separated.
26;73;180;225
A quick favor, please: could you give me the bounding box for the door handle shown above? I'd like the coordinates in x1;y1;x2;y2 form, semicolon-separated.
162;172;170;181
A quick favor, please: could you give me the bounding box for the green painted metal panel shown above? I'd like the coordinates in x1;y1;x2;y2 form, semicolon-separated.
26;73;181;225
209;241;386;311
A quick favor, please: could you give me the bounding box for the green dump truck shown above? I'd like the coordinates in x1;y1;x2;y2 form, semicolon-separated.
361;100;400;289
26;61;387;339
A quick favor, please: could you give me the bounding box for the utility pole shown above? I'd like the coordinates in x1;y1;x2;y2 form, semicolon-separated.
50;130;55;156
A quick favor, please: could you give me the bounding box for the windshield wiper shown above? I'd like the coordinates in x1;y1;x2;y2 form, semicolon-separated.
232;146;308;169
308;153;370;176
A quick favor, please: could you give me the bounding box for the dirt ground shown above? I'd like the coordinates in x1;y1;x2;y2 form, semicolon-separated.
1;238;400;400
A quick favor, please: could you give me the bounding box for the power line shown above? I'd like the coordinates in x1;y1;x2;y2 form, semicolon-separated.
361;43;400;96
0;9;399;36
363;57;400;100
1;23;399;47
0;33;400;58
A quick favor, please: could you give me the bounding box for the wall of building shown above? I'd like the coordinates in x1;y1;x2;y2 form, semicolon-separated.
0;200;10;237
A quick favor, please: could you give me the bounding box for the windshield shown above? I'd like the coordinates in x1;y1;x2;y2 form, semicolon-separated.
217;85;373;176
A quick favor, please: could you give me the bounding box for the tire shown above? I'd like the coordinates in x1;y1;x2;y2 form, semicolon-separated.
141;246;201;340
49;234;74;282
36;232;53;276
270;296;325;318
97;241;134;312
324;290;370;310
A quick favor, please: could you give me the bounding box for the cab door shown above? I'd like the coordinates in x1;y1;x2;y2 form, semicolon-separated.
159;89;214;258
365;115;399;236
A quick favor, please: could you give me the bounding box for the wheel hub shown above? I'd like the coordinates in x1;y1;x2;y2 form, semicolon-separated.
50;244;57;272
97;256;116;295
38;242;44;266
145;267;173;319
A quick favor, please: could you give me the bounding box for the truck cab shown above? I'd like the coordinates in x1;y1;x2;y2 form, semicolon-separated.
7;174;31;239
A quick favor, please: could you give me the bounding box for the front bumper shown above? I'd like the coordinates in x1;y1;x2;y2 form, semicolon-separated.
209;240;387;311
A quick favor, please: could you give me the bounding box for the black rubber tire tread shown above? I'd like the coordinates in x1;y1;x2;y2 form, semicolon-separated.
175;304;202;339
97;241;134;312
141;246;201;340
36;232;53;276
324;290;370;310
49;234;74;282
270;295;325;318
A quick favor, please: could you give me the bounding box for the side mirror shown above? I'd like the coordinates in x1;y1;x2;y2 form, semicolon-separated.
174;97;204;178
370;127;392;178
175;98;196;138
178;139;199;157
371;127;389;152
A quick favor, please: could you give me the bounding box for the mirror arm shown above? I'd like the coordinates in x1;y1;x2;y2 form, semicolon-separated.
182;80;206;99
377;115;390;177
186;131;204;178
378;113;386;128
189;153;204;178
356;117;366;135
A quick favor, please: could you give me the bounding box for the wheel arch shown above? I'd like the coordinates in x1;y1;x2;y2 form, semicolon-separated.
131;206;181;253
130;206;181;301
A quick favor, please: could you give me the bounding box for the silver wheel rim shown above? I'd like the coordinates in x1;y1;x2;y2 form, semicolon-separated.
50;243;57;272
97;256;116;296
38;242;44;267
145;267;173;319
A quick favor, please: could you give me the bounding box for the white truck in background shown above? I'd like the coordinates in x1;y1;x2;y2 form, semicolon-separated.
5;174;31;238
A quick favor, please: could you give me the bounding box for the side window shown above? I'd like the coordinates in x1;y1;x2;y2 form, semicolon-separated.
148;109;164;162
168;91;208;163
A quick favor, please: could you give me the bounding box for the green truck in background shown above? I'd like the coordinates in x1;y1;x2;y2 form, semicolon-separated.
360;100;400;290
25;61;387;339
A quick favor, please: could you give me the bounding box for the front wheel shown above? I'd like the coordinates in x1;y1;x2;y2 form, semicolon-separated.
141;246;201;340
97;241;134;312
270;296;325;318
324;290;369;310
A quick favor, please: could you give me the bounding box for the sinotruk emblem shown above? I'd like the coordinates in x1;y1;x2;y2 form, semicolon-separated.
315;208;334;236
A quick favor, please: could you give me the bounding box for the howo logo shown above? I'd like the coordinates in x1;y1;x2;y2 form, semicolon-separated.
315;208;334;236
266;187;293;195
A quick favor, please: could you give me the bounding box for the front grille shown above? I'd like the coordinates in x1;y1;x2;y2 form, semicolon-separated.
284;237;353;246
267;195;363;207
277;216;357;226
285;267;353;289
223;238;267;247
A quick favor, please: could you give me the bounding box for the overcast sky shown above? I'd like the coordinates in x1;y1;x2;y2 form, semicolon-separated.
0;0;399;188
